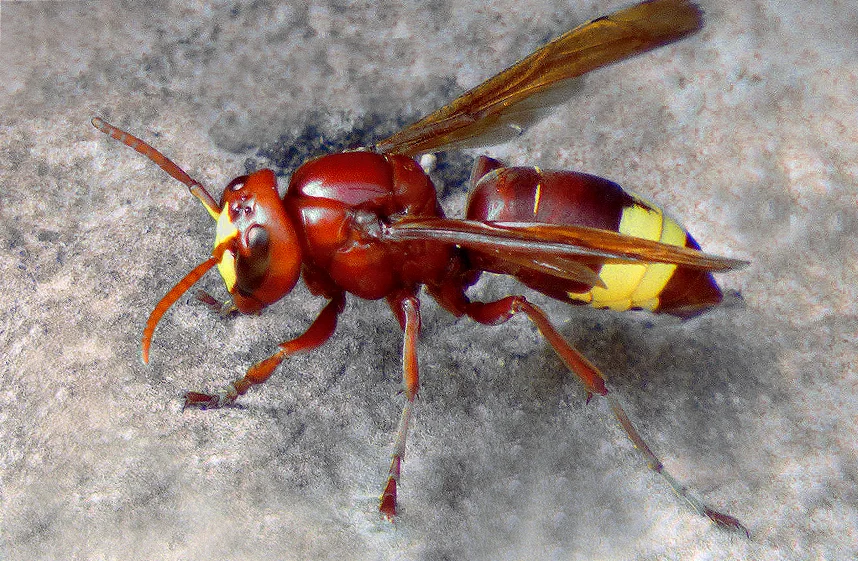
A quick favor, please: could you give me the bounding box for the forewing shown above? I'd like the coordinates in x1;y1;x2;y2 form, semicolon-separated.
375;0;703;156
383;218;748;278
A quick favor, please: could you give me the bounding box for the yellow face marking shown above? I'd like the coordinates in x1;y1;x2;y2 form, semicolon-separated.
204;203;221;221
214;204;239;292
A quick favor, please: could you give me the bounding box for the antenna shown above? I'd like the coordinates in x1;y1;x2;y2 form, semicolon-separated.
92;117;221;219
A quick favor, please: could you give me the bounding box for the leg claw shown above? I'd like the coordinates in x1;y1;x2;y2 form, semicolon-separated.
379;478;397;521
183;391;226;411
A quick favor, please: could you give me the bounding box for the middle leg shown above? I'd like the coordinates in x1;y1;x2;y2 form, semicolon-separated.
379;293;421;520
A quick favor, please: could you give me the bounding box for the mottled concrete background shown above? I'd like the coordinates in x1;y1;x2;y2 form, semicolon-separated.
1;1;855;560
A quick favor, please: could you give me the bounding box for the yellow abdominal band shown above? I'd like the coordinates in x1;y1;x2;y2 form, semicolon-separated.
569;194;685;312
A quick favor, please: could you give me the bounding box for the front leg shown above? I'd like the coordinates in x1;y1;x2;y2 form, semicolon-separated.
194;289;239;318
184;291;346;409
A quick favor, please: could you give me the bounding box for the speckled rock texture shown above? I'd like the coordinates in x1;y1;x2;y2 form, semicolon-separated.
1;1;855;559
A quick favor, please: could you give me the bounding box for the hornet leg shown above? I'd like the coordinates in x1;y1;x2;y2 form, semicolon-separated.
184;292;346;409
379;293;421;520
464;294;749;536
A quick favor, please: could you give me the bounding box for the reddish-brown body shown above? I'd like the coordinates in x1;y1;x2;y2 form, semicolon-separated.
276;151;722;319
284;152;454;301
465;159;723;316
92;0;749;536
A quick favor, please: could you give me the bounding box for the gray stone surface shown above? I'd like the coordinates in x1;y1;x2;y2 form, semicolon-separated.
1;1;855;559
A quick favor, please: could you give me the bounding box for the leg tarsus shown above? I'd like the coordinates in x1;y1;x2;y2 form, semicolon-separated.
704;507;751;538
606;394;748;536
183;387;237;410
380;456;401;521
380;401;413;520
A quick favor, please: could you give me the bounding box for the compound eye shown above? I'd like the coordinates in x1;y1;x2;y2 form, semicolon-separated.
245;224;269;254
235;224;271;296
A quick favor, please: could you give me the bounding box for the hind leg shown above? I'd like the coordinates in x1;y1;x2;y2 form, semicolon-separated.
463;294;748;536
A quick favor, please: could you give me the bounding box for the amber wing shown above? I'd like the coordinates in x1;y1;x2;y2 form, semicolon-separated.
375;0;703;156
